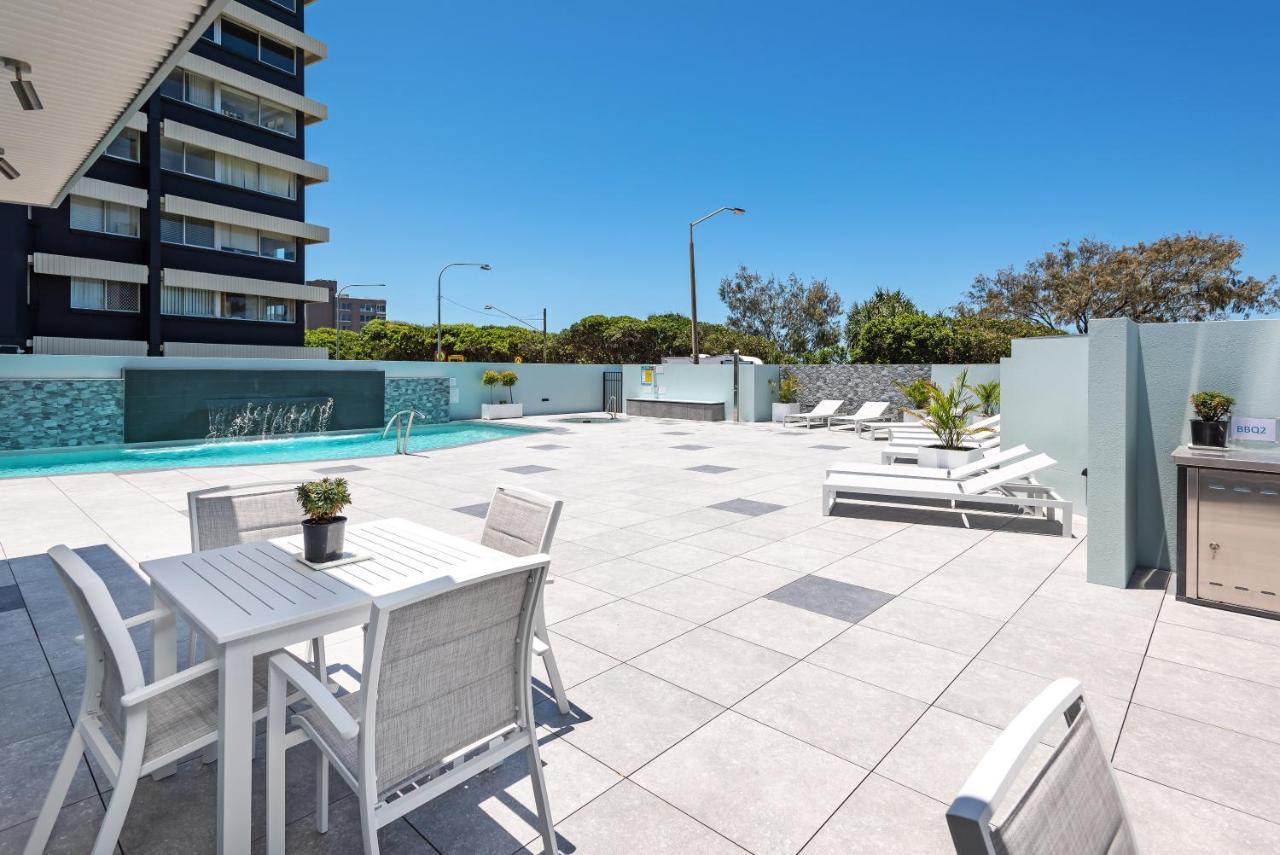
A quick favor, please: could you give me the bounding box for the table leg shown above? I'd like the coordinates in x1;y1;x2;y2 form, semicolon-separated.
217;641;254;855
150;592;178;781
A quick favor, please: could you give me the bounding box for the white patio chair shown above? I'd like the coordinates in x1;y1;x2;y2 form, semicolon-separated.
823;453;1074;537
264;554;557;855
946;678;1136;854
782;399;844;428
825;401;890;433
25;546;282;855
482;485;569;714
188;483;325;677
829;444;1032;481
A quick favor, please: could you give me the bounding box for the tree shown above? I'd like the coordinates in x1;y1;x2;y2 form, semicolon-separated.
304;326;364;360
845;288;918;348
717;265;843;359
552;315;661;364
852;312;1061;364
963;234;1280;333
359;320;435;360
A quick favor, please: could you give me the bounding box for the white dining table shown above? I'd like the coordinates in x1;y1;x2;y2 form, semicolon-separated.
141;516;517;855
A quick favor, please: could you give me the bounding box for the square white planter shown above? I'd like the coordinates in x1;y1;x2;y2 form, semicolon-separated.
900;412;923;425
772;402;801;423
481;403;523;420
917;445;983;470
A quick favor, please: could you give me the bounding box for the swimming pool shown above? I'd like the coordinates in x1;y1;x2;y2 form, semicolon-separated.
0;422;544;479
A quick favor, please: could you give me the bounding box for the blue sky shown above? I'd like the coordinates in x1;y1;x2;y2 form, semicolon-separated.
305;1;1280;331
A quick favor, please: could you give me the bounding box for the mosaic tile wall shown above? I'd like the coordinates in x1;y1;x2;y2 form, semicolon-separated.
0;379;124;450
384;377;451;424
782;364;931;415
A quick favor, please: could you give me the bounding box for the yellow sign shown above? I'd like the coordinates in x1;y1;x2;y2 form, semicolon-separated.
447;355;466;362
641;366;655;385
514;356;524;364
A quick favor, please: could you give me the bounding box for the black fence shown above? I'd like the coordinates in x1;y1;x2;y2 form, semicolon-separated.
602;370;622;413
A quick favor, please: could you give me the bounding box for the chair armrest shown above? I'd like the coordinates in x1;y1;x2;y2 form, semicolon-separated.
120;659;219;708
268;652;358;739
76;607;172;645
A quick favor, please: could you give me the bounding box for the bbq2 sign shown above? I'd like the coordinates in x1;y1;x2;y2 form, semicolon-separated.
1231;417;1277;442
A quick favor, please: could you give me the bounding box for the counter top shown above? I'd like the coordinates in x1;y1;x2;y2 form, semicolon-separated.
1172;445;1280;474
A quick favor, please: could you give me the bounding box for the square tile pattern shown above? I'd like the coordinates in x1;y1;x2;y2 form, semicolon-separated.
1;416;1271;855
670;444;711;451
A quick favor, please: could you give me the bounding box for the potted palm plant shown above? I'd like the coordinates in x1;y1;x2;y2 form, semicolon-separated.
894;377;935;424
769;375;802;422
481;369;523;419
911;370;989;469
970;380;1001;417
1189;391;1234;448
296;477;352;563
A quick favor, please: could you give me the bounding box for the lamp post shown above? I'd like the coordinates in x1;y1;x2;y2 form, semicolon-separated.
485;304;547;363
436;262;492;361
688;207;745;364
333;283;385;361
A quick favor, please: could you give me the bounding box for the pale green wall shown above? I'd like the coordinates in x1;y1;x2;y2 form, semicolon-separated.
1086;320;1136;586
621;362;774;422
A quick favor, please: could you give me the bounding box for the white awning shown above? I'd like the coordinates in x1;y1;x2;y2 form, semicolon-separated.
162;194;329;243
0;0;231;207
223;2;327;64
163;120;327;183
31;253;149;284
67;177;148;209
178;53;327;123
164;268;330;302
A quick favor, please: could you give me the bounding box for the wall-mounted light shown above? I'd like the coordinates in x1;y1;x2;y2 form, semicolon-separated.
2;58;42;110
0;148;19;180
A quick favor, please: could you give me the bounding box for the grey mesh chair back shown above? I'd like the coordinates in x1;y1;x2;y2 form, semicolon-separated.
481;485;563;557
947;678;1137;855
359;560;549;797
188;482;304;551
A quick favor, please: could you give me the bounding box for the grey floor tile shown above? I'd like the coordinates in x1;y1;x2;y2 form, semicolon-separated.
709;599;848;658
1133;657;1280;745
978;622;1144;701
528;444;569;451
766;576;894;623
687;464;737;474
553;600;695;661
502;465;556;475
808;625;969;703
570;558;679;598
670;444;711;451
814;554;932;596
0;794;104;855
0;672;70;749
312;464;369;475
800;774;953;855
0;584;24;613
256;798;436;853
627;576;754;624
452;503;490;519
0;727;97;831
632;628;795;706
708;498;785;517
1147;622;1280;689
858;597;1002;656
634;711;867;855
1117;770;1280;854
808;444;847;451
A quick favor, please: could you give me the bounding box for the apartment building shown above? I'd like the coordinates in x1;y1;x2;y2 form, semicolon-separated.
0;0;329;356
304;279;388;332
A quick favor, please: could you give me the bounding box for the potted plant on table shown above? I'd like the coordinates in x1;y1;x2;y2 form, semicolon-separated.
911;370;989;469
296;477;352;563
1189;391;1234;448
481;369;523;420
769;374;802;422
894;377;936;424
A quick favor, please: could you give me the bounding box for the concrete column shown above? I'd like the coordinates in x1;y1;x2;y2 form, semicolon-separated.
145;98;163;356
1086;318;1139;587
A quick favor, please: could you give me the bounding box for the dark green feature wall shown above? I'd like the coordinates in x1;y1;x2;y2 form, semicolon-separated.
124;369;386;443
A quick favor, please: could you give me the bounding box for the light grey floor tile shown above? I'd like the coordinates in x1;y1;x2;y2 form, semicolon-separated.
552;600;695;661
627;576;754;624
555;665;721;775
1117;770;1280;854
1133;657;1280;745
540;631;619;690
541;577;617;626
901;571;1031;621
1010;594;1155;654
780;528;876;559
739;541;842;574
573;529;669;558
800;774;953;855
858;597;1002;656
814;555;934;596
808;625;968;703
978;622;1144;701
1113;704;1280;823
629;542;731;575
737;662;925;767
680;528;774;557
690;557;802;597
1147;622;1280;689
632;628;795;706
1157;596;1280;648
526;780;747;854
709;600;848;659
634;711;867;855
569;557;680;598
1033;573;1166;619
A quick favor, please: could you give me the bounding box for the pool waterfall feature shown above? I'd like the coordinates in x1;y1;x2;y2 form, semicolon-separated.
206;396;336;439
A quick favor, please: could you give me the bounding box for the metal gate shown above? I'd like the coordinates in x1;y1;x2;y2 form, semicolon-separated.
602;370;622;414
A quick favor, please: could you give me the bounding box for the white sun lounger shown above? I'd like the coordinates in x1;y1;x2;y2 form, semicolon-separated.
888;413;1001;443
880;435;1001;464
783;399;844;428
823;453;1073;537
828;444;1032;481
826;401;890;433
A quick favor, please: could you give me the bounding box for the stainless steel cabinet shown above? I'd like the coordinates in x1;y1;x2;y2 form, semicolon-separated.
1186;467;1280;614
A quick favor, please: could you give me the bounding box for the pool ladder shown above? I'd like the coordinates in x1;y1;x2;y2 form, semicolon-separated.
382;409;428;454
607;395;619;419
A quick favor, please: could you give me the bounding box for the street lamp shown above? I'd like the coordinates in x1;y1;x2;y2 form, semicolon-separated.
688;207;745;364
436;262;492;361
485;304;548;363
333;283;385;360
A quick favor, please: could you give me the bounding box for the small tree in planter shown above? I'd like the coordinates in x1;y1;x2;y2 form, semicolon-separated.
481;370;523;419
296;477;352;562
970;380;1001;417
893;377;936;423
910;370;988;469
1189;391;1234;448
769;375;802;422
498;370;519;404
482;369;502;403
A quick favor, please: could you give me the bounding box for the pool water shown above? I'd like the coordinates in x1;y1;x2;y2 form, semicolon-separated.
0;422;544;479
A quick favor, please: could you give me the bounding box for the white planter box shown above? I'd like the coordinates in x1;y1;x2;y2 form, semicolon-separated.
900;412;923;425
772;402;801;423
481;403;523;420
917;445;983;470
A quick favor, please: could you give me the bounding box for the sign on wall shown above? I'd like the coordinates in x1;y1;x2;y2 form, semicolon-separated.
1231;416;1277;442
641;366;655;385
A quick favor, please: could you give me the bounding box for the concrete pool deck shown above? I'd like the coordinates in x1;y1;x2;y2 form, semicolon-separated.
1;415;1278;853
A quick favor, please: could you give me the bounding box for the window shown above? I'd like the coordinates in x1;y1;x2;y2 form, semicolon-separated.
160;138;184;172
258;164;295;199
69;196;139;238
223;224;259;255
262;296;294;323
259;231;296;261
162;139;292;198
186;73;215;110
207;17;297;75
160;212;185;244
184;144;216;180
259;100;296;136
162;286;216;317
259;37;295;74
71;278;140;312
160;69;297;137
105;128;141;162
219;20;260;62
160;213;215;249
219;153;258;191
186;217;216;248
219;86;259;125
222;293;251;319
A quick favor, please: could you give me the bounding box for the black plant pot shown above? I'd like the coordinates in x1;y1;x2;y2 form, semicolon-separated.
1190;419;1228;448
302;517;347;563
